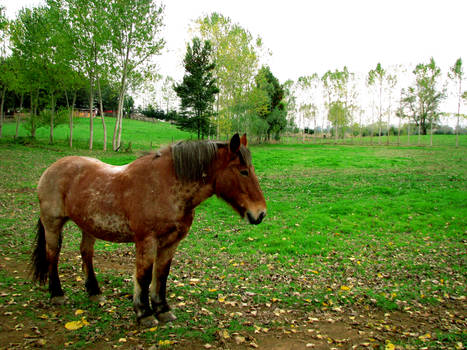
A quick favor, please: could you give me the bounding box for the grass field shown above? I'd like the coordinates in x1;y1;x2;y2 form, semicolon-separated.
0;118;466;349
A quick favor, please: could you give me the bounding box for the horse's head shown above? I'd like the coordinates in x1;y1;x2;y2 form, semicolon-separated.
214;134;267;225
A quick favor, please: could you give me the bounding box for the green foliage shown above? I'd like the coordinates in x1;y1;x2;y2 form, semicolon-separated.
401;58;446;135
251;66;287;141
195;13;262;137
174;37;219;139
327;100;348;133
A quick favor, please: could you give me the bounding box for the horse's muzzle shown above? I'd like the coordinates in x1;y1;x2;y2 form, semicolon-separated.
247;211;266;225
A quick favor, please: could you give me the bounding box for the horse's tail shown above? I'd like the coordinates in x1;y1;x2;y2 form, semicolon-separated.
30;218;48;285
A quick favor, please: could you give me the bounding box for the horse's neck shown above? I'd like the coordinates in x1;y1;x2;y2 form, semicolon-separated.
181;181;214;211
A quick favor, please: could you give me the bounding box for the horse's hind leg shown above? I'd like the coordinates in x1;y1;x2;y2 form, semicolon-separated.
42;217;66;304
80;232;103;302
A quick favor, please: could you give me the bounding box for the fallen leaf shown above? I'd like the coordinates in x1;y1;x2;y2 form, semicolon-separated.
234;335;246;344
65;320;85;331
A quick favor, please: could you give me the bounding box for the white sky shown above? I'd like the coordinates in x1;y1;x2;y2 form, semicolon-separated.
3;0;467;121
4;0;466;81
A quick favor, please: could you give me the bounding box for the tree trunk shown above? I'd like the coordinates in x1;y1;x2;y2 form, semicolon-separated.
49;92;55;144
397;116;401;146
387;95;391;145
15;93;24;139
378;83;382;144
116;88;125;150
430;117;433;146
455;79;461;148
89;78;94;150
97;77;107;151
407;122;410;146
69;91;77;148
0;86;5;138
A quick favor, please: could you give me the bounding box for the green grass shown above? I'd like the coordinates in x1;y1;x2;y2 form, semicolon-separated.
1;116;195;150
0;118;466;349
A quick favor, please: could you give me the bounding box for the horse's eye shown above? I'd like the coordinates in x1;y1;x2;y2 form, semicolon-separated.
240;169;249;177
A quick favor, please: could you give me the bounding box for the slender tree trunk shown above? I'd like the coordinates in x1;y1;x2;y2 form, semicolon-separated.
397;116;401;146
89;77;95;150
97;77;107;151
69;91;76;148
430;117;433;146
417;120;421;145
30;92;35;138
387;95;391;145
49;92;55;144
456;79;461;148
0;86;5;138
378;83;382;144
407;121;410;146
15;92;24;139
116;89;125;150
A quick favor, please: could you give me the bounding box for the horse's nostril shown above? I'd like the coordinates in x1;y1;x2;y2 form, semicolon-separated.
247;211;266;225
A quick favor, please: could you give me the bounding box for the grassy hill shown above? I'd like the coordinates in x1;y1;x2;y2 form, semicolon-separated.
1;116;196;150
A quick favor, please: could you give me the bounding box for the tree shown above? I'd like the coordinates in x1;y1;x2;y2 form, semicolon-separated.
328;101;348;137
160;76;177;114
368;63;386;143
108;0;164;151
253;66;287;141
322;68;351;141
195;13;263;138
174;38;219;139
0;6;8;138
411;58;446;143
448;58;464;147
65;0;111;150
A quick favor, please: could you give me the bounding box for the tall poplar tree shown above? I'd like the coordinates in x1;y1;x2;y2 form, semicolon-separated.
448;58;464;147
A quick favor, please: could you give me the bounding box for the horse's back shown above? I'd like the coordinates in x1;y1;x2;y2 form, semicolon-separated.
38;156;122;218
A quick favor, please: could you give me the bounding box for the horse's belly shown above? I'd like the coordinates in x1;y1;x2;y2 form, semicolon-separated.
72;212;134;243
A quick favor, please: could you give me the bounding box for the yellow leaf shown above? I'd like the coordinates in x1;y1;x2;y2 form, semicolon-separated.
158;340;174;346
340;285;351;291
74;309;84;316
149;327;158;332
65;320;84;331
385;340;395;350
118;338;126;343
311;270;319;274
208;288;217;292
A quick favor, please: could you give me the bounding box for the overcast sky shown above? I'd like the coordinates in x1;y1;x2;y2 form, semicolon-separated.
4;0;466;82
3;0;467;120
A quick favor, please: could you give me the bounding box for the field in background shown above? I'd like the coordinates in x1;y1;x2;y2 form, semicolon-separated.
0;119;466;349
1;116;465;149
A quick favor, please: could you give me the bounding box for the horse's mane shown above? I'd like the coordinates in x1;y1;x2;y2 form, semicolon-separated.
171;139;252;183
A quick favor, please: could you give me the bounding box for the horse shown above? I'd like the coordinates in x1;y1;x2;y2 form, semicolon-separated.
30;133;266;326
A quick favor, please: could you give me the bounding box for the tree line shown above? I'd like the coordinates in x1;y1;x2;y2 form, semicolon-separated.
292;58;466;147
1;3;465;147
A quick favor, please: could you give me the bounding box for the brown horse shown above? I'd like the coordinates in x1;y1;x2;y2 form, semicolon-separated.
31;134;266;326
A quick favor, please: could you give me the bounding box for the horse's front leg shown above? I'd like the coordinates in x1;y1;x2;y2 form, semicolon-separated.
150;241;179;323
133;237;158;327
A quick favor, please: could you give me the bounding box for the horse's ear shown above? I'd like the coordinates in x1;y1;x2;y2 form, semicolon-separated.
229;133;240;153
240;133;248;147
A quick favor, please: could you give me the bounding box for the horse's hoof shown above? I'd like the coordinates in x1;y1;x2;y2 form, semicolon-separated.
50;296;65;305
138;315;158;328
89;294;105;303
157;311;177;323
